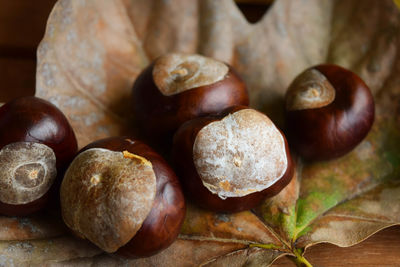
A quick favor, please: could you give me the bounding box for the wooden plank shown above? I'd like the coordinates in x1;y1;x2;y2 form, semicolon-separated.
236;3;271;23
0;58;35;102
0;0;55;102
274;226;400;266
0;0;56;57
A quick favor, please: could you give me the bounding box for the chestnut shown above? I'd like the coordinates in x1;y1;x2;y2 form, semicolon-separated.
172;106;294;213
284;64;375;160
131;53;249;149
0;96;77;216
60;137;186;258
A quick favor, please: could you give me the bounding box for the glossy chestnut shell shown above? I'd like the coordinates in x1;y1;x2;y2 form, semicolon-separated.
285;64;375;160
81;137;186;258
172;106;294;213
131;55;249;150
0;96;77;216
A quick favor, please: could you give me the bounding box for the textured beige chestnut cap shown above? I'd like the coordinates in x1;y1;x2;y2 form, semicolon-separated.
285;68;336;111
193;109;288;199
0;142;56;205
153;53;229;96
60;148;157;253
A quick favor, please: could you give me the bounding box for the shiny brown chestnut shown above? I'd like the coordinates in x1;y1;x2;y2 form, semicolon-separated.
284;64;375;160
172;106;294;213
131;53;249;149
60;137;186;258
0;96;77;216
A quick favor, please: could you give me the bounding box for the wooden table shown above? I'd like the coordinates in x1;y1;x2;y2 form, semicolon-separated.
1;1;399;266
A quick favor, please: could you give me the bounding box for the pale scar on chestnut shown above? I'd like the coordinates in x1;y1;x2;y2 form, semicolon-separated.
193;109;288;199
28;169;40;179
90;174;101;186
0;142;57;205
152;53;229;96
286;68;336;111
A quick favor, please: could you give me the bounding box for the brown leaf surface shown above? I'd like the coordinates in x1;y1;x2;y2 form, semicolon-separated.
0;0;398;266
0;211;65;241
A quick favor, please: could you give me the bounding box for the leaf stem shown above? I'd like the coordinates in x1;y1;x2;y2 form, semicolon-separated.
291;249;313;267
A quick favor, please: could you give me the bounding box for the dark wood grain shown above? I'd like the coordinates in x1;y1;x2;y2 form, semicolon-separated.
0;58;35;101
274;226;400;267
235;2;271;23
0;0;56;102
0;1;399;266
0;0;56;53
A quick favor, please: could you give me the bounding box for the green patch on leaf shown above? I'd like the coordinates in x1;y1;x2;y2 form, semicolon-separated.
295;189;344;239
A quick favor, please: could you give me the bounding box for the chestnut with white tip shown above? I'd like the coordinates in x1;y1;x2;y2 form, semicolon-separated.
172;106;294;212
60;137;186;258
285;64;375;160
131;53;249;149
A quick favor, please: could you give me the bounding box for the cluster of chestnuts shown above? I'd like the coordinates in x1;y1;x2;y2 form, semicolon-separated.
0;53;374;258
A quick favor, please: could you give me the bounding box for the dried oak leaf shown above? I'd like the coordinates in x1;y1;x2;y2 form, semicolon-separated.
0;0;399;266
